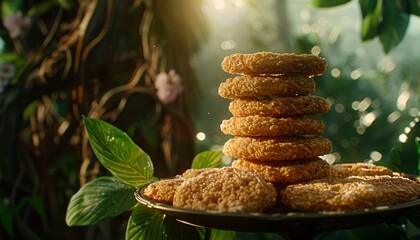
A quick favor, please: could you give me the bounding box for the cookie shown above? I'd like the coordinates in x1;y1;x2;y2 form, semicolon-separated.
329;163;393;178
232;158;330;185
220;116;325;137
223;136;332;161
280;175;420;212
143;177;185;204
218;75;315;98
173;167;277;213
182;168;211;179
143;168;219;205
229;96;330;117
221;52;327;76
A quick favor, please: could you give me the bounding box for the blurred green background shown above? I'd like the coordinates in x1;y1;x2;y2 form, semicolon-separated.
0;0;419;239
193;0;420;174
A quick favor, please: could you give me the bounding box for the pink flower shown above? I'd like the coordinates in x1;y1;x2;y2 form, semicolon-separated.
3;11;31;39
154;70;183;104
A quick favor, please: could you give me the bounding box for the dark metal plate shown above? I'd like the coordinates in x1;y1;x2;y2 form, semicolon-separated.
135;184;420;236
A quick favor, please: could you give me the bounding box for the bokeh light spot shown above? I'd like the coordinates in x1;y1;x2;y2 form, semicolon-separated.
196;132;206;141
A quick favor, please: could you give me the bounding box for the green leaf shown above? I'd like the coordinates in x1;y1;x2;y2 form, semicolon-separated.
27;0;60;17
27;196;47;222
1;0;23;17
126;204;166;240
0;53;21;64
210;229;236;240
57;0;74;10
22;100;39;122
163;215;201;240
191;150;223;169
379;0;410;53
407;0;420;16
66;176;136;226
311;0;351;8
83;117;154;187
14;195;46;223
0;199;14;238
388;146;402;172
358;0;382;41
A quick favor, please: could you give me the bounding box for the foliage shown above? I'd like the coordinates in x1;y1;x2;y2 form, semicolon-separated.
191;150;223;169
1;0;419;239
66;117;222;239
66;176;137;226
311;0;420;53
311;0;352;8
290;3;420;237
293;12;420;175
65;117;420;240
0;0;207;238
82;117;154;187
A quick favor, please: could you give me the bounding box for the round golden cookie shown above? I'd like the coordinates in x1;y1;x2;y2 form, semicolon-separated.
229;96;330;117
329;163;393;178
232;158;330;185
280;175;420;212
220;116;325;137
221;52;327;76
143;177;185;205
173;167;277;213
223;136;332;161
218;75;315;98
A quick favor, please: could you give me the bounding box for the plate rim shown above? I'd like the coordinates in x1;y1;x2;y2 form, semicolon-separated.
135;184;420;221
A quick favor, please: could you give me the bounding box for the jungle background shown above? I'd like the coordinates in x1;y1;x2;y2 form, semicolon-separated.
0;0;419;239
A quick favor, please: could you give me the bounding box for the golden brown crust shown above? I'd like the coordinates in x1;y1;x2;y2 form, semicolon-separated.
223;136;332;161
173;167;277;213
280;175;420;212
329;163;393;178
221;52;327;76
182;168;211;179
229;96;330;117
220;116;325;137
143;178;184;205
232;158;330;184
218;75;316;98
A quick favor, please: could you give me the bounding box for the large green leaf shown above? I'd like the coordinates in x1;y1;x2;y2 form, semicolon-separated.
191;150;223;169
83;117;153;187
379;0;410;53
359;0;382;41
126;205;202;239
126;204;166;240
407;0;420;16
66;176;136;226
311;0;351;8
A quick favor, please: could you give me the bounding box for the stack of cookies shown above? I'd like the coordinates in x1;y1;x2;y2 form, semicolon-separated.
142;52;420;213
219;52;332;188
